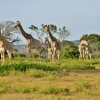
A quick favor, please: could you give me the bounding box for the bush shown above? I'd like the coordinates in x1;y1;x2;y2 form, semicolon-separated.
13;86;38;93
61;48;79;59
60;60;95;70
75;81;92;95
0;87;7;94
28;69;47;78
0;63;58;75
39;87;69;95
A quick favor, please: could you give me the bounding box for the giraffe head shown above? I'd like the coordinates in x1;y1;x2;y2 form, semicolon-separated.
43;25;49;33
46;25;50;32
80;40;89;46
15;21;21;28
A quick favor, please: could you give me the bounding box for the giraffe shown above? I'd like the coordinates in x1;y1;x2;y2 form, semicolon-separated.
79;40;88;60
45;37;53;60
79;43;87;60
15;21;44;58
0;35;13;64
85;45;92;59
78;40;92;60
45;25;61;60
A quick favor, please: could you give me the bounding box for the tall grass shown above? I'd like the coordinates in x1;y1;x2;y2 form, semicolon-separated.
0;58;100;100
0;58;97;72
39;86;70;95
75;81;92;95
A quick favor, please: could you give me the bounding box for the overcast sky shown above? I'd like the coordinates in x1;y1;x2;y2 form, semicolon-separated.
0;0;100;43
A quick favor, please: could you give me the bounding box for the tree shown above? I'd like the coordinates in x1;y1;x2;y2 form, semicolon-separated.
29;24;70;43
80;34;100;43
60;40;79;59
58;26;70;41
0;21;20;43
29;25;44;43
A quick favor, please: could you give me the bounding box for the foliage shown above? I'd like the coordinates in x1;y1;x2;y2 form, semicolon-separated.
75;81;92;95
0;58;99;100
29;25;38;30
61;47;79;59
39;86;69;95
14;86;38;93
58;26;70;41
0;21;17;34
0;21;20;43
0;63;58;73
0;58;96;75
27;69;47;78
60;40;79;58
29;24;70;42
29;24;45;43
80;34;100;42
60;60;95;70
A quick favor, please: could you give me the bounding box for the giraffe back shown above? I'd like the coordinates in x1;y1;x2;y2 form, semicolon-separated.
26;37;42;50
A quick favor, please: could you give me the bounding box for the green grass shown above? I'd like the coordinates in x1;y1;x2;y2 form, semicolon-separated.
0;57;100;100
39;86;69;95
75;81;92;95
0;58;97;74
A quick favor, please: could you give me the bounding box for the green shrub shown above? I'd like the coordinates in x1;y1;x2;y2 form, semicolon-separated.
0;81;11;94
75;81;92;95
0;71;10;76
28;69;47;78
60;60;95;70
0;63;57;74
61;47;79;59
39;87;69;95
0;87;7;94
13;86;38;93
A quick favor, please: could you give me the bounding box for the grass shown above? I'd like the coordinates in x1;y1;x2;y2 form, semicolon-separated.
75;81;92;95
39;86;69;95
0;57;100;100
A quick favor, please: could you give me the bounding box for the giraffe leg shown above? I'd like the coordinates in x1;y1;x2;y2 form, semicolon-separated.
56;50;60;60
83;52;85;60
52;48;56;60
6;50;12;64
81;53;84;60
79;51;83;60
26;47;31;61
86;53;88;59
89;53;92;59
79;54;82;60
79;47;82;60
26;48;29;57
48;51;52;61
0;48;5;64
47;48;52;60
79;53;81;60
83;50;86;60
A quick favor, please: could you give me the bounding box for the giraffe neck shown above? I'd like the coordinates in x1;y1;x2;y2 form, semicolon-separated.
47;27;57;41
19;25;29;39
47;39;51;48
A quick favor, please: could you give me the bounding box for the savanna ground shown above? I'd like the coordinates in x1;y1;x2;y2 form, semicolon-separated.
0;57;100;100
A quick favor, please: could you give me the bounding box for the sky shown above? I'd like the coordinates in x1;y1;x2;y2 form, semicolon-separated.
0;0;100;43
